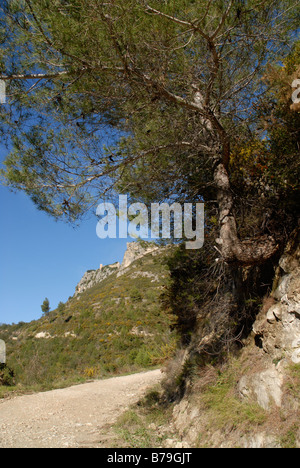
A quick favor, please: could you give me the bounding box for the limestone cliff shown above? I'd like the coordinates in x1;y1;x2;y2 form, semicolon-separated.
75;262;120;296
75;241;159;296
118;241;159;275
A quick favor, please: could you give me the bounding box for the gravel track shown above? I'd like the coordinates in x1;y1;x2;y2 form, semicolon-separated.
0;369;162;448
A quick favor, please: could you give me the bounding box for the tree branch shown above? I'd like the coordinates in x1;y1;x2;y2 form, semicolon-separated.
0;64;126;82
0;71;69;81
145;4;210;40
211;0;234;39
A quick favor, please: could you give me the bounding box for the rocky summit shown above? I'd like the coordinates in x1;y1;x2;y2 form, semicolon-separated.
75;241;159;296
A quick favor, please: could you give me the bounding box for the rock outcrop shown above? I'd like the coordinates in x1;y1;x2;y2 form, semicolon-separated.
75;241;159;296
169;229;300;448
75;262;120;296
118;241;159;275
240;230;300;410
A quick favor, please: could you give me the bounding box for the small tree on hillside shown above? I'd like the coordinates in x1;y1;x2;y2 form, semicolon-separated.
41;298;50;316
57;301;66;314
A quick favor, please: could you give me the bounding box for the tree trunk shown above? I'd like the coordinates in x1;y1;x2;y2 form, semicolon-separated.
214;162;279;266
192;86;279;267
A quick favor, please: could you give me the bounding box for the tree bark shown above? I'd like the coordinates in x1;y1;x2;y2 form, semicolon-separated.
214;162;279;266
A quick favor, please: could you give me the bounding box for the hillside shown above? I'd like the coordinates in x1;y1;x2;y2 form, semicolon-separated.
166;231;300;448
102;231;300;449
0;242;176;395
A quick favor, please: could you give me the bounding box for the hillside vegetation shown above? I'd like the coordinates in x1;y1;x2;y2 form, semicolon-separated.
0;248;177;395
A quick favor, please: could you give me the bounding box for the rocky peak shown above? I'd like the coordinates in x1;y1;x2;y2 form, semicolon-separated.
75;262;120;296
74;241;159;296
119;241;159;271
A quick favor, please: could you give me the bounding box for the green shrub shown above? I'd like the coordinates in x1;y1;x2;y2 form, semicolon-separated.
0;364;15;386
135;349;151;367
130;288;143;302
57;302;66;314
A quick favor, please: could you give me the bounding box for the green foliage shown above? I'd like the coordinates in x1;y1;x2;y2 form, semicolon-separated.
0;364;15;387
163;240;217;344
229;50;300;236
130;288;143;303
134;349;152;367
0;0;298;227
57;302;66;314
41;298;50;315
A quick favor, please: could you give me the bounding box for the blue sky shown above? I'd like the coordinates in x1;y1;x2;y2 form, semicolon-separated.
0;168;130;325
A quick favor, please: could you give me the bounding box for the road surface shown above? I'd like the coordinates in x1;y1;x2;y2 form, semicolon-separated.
0;369;162;448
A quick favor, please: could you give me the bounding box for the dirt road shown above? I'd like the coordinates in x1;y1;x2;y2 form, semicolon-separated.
0;369;162;448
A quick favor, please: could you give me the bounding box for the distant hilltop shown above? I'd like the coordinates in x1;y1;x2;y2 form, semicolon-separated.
75;241;159;296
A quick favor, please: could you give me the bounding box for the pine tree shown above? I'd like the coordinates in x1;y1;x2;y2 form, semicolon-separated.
41;298;50;316
0;0;299;266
